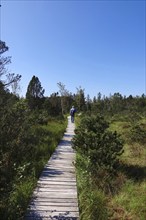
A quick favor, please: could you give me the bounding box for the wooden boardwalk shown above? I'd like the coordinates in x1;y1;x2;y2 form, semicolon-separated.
25;116;79;220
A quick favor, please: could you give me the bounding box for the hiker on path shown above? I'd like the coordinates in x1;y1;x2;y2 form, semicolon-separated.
70;106;76;123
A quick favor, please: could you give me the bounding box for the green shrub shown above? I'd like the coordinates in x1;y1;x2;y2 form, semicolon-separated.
72;115;124;179
128;123;146;145
0;103;67;219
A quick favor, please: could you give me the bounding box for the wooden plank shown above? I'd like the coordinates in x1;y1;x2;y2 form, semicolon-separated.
38;178;76;182
35;186;77;190
25;210;79;218
25;210;79;217
39;174;76;178
34;188;77;192
30;198;78;203
28;206;79;212
29;202;78;207
37;184;77;188
25;117;79;219
52;151;75;155
33;192;78;198
41;168;75;172
40;171;75;176
44;166;75;170
49;161;75;164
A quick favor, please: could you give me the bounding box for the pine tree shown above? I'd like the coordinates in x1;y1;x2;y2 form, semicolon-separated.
26;75;45;109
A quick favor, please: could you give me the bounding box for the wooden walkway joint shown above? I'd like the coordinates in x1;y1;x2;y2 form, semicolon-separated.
25;116;79;220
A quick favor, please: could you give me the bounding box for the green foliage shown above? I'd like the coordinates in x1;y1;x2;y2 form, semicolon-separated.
1;41;146;219
75;112;146;219
112;180;146;220
108;114;146;219
74;86;86;112
72;115;124;179
80;188;108;220
57;82;73;114
89;93;146;118
6;178;36;220
76;154;108;220
26;75;45;109
0;91;67;219
0;116;67;219
128;123;146;145
73;114;126;219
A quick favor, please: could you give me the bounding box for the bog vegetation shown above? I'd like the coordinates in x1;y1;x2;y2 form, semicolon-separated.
0;41;146;219
73;96;146;219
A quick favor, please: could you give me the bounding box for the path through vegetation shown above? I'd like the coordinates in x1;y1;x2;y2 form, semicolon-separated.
25;116;79;220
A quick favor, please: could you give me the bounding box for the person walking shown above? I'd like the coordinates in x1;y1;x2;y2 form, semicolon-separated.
70;106;76;123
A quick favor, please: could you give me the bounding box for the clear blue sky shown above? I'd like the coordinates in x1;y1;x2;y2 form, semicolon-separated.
1;0;145;98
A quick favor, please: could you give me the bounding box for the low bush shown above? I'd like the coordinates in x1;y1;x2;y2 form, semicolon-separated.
128;123;146;145
73;114;124;219
0;110;67;220
72;114;124;185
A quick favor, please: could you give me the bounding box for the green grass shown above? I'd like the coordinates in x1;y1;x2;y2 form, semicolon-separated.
121;143;146;166
76;153;108;220
111;181;146;220
0;116;67;220
109;117;146;220
75;114;146;220
8;177;37;220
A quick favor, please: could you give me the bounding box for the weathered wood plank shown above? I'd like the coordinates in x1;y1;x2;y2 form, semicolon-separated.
28;206;79;212
38;177;76;182
30;200;78;207
37;184;76;188
33;192;78;199
44;167;75;171
35;186;76;191
30;198;78;203
25;116;79;219
39;174;76;178
25;210;79;219
34;188;77;193
40;171;76;176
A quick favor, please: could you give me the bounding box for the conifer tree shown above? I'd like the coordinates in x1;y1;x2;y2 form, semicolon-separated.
26;75;45;109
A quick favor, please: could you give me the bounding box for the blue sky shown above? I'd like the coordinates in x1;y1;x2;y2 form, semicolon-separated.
1;0;145;98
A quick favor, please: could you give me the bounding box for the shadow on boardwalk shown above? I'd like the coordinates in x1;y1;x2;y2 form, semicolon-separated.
25;211;78;220
58;140;72;146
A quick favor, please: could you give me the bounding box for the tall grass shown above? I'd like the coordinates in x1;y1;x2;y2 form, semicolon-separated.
108;115;146;219
75;113;146;219
8;178;36;220
76;154;108;220
110;180;146;220
0;117;67;220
